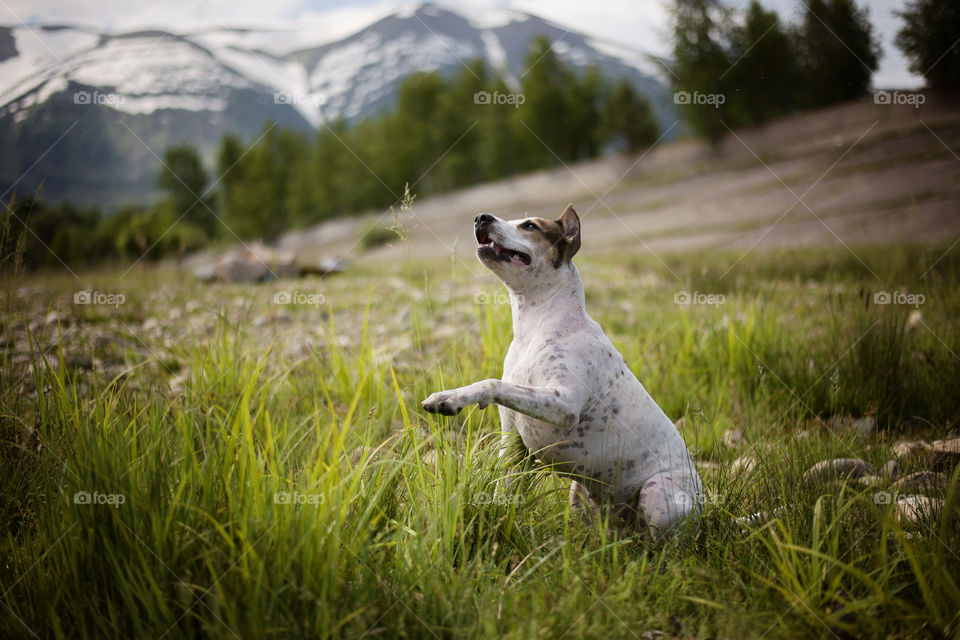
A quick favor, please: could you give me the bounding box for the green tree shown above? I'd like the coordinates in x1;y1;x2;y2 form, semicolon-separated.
671;0;734;143
477;75;522;180
156;145;214;236
598;80;659;152
795;0;880;108
518;35;576;167
726;1;801;125
896;0;960;89
433;59;489;190
566;65;602;161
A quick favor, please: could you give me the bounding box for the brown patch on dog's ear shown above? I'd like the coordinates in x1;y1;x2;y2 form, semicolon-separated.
557;204;581;264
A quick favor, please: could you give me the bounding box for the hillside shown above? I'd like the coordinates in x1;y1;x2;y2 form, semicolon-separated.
265;92;960;270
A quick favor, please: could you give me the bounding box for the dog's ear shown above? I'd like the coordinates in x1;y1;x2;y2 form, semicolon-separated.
557;204;581;263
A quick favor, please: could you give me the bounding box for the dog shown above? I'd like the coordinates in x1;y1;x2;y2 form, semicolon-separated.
422;205;703;538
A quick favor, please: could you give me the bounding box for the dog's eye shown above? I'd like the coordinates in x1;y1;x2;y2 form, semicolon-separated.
520;221;538;231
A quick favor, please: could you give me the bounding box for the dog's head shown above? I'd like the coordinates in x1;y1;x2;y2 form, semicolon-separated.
474;204;581;288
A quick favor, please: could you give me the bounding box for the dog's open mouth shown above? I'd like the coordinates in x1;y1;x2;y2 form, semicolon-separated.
476;229;531;266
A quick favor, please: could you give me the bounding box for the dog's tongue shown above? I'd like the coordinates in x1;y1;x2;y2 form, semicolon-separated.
508;253;526;266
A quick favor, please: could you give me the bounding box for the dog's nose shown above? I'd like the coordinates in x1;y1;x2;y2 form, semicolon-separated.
475;213;494;226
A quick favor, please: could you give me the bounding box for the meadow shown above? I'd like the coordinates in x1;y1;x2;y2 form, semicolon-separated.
1;240;959;639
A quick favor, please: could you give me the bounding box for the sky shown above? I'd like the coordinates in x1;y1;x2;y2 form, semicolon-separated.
0;0;923;88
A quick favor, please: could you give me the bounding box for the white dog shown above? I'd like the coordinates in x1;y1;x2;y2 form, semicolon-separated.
422;205;702;537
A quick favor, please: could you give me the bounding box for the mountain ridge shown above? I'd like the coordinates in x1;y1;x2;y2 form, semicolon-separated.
0;3;674;208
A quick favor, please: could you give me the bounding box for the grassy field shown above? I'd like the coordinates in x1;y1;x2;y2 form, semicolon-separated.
2;240;959;638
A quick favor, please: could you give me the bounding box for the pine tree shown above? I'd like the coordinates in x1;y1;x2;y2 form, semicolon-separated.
795;0;880;108
726;1;800;125
896;0;960;90
598;80;659;152
671;0;733;143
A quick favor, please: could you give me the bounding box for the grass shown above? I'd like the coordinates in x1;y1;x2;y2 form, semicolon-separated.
1;241;959;639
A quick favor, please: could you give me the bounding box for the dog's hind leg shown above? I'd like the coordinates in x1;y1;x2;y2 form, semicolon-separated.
637;472;701;539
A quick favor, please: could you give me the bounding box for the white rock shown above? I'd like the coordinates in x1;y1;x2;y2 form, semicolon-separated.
803;458;875;484
722;429;745;448
895;495;942;528
731;456;757;475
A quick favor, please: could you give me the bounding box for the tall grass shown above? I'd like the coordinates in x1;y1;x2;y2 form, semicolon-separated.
1;244;958;638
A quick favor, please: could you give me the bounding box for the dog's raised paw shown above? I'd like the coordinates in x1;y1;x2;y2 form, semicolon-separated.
421;394;461;416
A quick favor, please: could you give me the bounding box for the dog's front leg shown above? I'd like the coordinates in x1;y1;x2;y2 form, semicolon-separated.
422;379;581;427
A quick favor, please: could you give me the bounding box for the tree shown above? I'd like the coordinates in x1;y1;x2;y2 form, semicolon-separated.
598;80;659;152
566;65;603;161
518;35;577;167
726;1;800;125
795;0;880;108
156;145;214;236
671;0;734;143
896;0;960;90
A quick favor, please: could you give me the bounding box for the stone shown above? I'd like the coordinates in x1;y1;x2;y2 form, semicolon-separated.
892;471;948;494
856;475;884;487
927;439;960;470
895;495;942;528
906;309;923;330
803;458;875;484
892;440;930;461
827;415;876;437
722;429;745;448
214;243;298;283
881;459;901;481
731;456;757;475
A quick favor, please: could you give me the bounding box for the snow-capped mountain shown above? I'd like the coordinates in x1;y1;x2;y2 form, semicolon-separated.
0;3;672;207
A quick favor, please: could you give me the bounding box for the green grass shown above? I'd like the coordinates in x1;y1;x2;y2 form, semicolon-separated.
1;243;959;638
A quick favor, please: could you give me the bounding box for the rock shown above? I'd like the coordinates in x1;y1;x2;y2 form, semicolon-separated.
803;458;875;484
215;243;298;283
927;439;960;470
892;440;930;461
168;371;188;394
193;263;216;281
827;415;876;437
895;495;942;528
856;474;884;487
299;257;347;277
850;416;876;437
881;459;901;481
906;309;923;330
731;456;757;475
722;429;745;448
891;471;947;494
